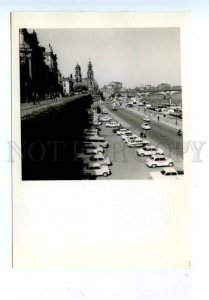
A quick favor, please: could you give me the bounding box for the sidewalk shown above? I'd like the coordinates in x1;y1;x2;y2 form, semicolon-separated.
126;106;182;130
21;97;65;118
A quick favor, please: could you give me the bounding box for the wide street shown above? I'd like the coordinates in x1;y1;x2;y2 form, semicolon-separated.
96;101;183;180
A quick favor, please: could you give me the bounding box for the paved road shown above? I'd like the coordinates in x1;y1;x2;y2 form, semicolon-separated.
103;102;183;167
95;102;183;180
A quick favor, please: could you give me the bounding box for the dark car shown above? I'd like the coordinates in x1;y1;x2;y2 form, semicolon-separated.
112;125;123;133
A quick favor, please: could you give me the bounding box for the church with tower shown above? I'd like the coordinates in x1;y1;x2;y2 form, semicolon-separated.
73;59;98;92
61;59;98;95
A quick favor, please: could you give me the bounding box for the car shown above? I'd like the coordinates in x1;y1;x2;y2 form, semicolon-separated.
145;154;174;168
136;145;164;157
93;121;102;126
83;163;112;177
116;128;131;136
141;123;151;130
143;116;151;122
123;134;139;143
83;136;109;148
83;129;99;134
82;143;104;153
83;153;112;166
83;131;100;137
126;138;147;148
100;116;113;122
149;167;184;179
101;110;108;114
133;139;150;148
112;125;123;133
121;132;135;140
105;121;120;128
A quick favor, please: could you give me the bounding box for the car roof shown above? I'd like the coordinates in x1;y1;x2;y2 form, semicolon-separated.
88;162;102;167
92;152;104;158
162;167;176;172
144;145;155;148
151;154;165;158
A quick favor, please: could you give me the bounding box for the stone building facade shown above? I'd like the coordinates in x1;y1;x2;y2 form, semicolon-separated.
19;29;62;103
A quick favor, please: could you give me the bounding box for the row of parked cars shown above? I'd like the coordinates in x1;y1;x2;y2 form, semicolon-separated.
76;110;113;179
107;119;176;170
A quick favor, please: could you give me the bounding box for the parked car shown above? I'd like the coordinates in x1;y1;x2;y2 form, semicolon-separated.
83;131;100;137
123;134;139;143
149;167;184;179
83;153;112;166
143;116;151;122
116;128;131;136
135;139;150;148
138;102;144;106
127;139;150;148
145;154;174;168
121;132;135;140
83;163;112;177
101;110;108;114
94;120;102;125
112;125;123;133
105;121;120;128
82;143;104;153
83;138;109;148
136;145;164;157
141;123;151;130
100;116;112;122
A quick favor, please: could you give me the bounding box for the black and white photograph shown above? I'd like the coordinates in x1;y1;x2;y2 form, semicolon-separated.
12;12;191;270
0;3;207;300
20;27;183;180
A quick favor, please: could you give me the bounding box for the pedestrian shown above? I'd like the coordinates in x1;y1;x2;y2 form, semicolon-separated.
143;131;146;138
140;131;143;138
35;92;40;105
31;92;36;105
53;92;57;102
157;115;160;121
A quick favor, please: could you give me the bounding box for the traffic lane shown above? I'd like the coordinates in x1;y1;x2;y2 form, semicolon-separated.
97;123;151;180
103;103;183;167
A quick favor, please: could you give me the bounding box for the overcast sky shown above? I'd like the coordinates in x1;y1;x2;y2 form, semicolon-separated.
33;28;181;88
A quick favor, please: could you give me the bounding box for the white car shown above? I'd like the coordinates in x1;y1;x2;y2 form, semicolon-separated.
143;116;151;122
145;104;151;108
83;129;99;134
83;131;99;137
83;153;112;166
145;154;174;168
82;143;104;153
126;138;148;148
116;129;131;136
83;163;112;177
141;123;151;130
123;134;139;143
121;132;135;140
105;121;120;128
100;116;112;122
134;139;150;148
93;121;102;125
101;110;108;114
136;145;164;157
149;167;184;180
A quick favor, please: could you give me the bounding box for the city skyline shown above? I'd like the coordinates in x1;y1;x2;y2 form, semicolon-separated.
32;28;181;88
